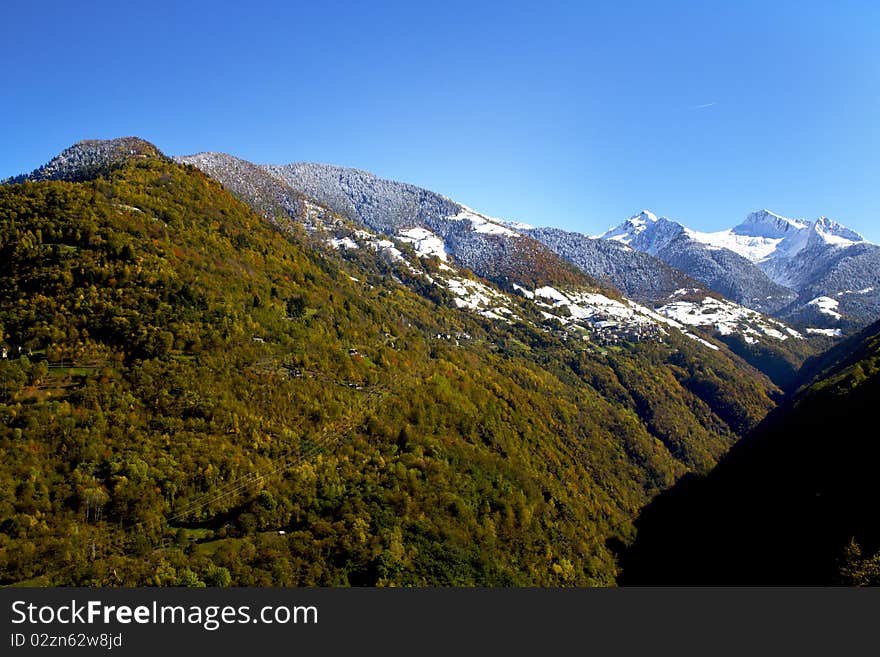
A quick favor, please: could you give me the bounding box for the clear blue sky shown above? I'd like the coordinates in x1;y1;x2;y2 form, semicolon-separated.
2;0;878;240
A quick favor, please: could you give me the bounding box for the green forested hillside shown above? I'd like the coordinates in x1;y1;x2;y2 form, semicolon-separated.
619;320;880;585
0;157;778;586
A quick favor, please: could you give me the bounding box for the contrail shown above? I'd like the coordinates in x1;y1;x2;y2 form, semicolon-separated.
694;102;717;109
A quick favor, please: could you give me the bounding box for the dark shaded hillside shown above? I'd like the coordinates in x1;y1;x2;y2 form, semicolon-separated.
619;320;880;585
792;319;880;391
714;331;825;392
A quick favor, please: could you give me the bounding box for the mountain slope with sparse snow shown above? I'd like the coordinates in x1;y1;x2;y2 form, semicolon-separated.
253;161;598;291
172;152;819;388
3;137;165;183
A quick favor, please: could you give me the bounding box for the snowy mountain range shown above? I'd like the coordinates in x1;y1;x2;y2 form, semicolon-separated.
4;138;864;388
599;209;880;327
171;150;826;386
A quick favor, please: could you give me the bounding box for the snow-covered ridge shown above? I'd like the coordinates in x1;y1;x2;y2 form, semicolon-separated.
526;284;800;350
602;208;871;265
450;205;522;237
179;147;876;331
175;146;876;335
321;223;521;322
289;201;808;358
736;209;809;238
656;296;803;344
683;228;784;262
397;227;449;261
325;221;805;353
699;210;865;264
501;219;536;231
609;208;867;267
596;207;880;326
813;216;863;242
322;219;772;351
531;285;667;335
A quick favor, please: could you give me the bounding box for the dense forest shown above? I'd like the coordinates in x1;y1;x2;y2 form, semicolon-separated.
619;319;880;585
0;156;781;586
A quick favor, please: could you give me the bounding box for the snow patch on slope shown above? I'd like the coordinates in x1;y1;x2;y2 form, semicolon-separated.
534;286;571;304
397;227;448;261
445;277;514;321
450;205;522;237
807;296;842;320
683;332;720;350
656;296;803;342
836;287;874;296
512;283;534;299
806;327;843;337
330;237;358;250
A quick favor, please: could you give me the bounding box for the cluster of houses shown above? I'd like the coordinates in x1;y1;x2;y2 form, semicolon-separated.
548;320;666;346
588;320;666;345
432;332;472;347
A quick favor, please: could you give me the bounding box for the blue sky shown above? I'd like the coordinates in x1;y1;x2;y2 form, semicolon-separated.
2;1;878;240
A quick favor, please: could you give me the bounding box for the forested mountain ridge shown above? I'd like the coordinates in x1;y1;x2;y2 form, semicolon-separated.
183;153;602;292
524;225;704;304
0;142;781;586
618;318;880;585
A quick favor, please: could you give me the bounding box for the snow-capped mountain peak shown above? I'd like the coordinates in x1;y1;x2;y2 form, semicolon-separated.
674;210;812;267
732;209;809;239
811;216;863;244
632;209;659;224
601;210;660;244
600;211;689;259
